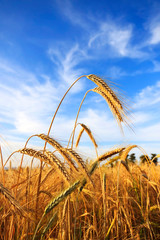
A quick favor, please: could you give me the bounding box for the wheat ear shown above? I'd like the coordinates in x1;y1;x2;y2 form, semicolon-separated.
45;150;70;182
18;148;53;166
78;123;98;149
75;128;85;147
0;183;26;216
87;74;123;109
44;180;80;214
120;145;137;161
92;87;125;127
65;148;94;186
97;147;125;162
37;134;78;172
40;211;58;239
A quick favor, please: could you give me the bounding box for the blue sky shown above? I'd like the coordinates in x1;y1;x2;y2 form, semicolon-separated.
0;0;160;163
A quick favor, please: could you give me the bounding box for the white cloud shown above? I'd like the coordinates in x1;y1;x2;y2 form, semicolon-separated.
55;0;91;30
48;44;87;92
152;60;160;72
88;21;147;59
106;66;126;79
149;24;160;45
88;22;132;56
0;59;63;141
134;81;160;109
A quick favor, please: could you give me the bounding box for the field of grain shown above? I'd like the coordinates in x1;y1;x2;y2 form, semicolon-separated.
0;74;160;240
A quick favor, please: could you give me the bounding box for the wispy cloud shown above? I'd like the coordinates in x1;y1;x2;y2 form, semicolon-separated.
54;0;90;29
88;21;148;59
0;59;61;140
148;15;160;45
48;43;88;92
134;80;160;109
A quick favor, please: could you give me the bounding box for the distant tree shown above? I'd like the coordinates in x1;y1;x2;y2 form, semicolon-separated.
151;153;158;165
140;155;150;164
128;153;136;164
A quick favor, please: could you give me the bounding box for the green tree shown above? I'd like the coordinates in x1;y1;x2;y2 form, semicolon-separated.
126;153;136;164
151;153;158;165
140;155;150;164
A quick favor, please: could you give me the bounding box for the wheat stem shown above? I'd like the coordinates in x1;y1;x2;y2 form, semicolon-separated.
71;89;92;148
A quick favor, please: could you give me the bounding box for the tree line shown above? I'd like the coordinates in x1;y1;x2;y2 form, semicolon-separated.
126;153;158;165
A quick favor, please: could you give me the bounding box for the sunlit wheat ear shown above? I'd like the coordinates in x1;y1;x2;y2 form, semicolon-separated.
37;134;78;172
120;145;137;161
97;147;125;162
45;151;70;182
76;123;98;149
65;148;94;187
87;74;123;109
18;148;54;166
92;87;126;128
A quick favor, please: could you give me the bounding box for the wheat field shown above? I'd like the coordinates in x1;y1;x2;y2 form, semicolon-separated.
0;74;160;240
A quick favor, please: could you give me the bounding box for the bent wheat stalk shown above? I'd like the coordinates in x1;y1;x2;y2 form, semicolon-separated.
44;75;86;150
